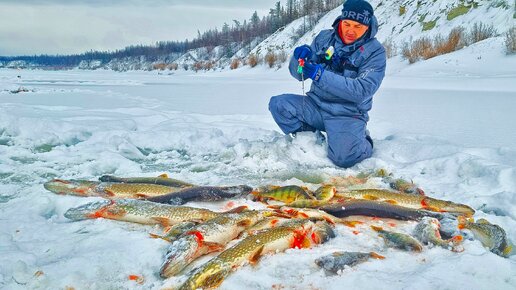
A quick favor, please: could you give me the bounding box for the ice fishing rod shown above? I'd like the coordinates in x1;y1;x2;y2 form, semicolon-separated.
297;58;305;95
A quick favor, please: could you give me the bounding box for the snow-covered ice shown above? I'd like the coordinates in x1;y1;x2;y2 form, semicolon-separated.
1;38;515;290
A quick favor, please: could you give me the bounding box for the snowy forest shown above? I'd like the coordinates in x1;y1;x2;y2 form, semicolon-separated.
0;0;342;68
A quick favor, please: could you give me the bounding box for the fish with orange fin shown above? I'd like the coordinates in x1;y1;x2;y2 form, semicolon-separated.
176;219;332;290
414;217;463;252
315;251;385;274
45;178;252;205
64;199;237;226
371;226;423;252
251;185;315;203
160;210;280;277
44;179;183;199
335;189;475;217
458;216;514;257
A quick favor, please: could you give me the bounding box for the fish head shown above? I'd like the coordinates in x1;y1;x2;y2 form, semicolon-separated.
439;201;475;217
64;200;113;221
44;179;98;196
315;185;336;201
183;262;229;290
160;236;200;278
311;221;336;244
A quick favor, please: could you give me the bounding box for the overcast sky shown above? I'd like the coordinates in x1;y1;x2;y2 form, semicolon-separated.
0;0;282;56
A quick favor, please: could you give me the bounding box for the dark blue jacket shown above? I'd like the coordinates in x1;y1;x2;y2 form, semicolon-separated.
289;15;386;122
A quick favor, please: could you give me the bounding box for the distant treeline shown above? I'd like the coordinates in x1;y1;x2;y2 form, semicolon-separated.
0;0;342;68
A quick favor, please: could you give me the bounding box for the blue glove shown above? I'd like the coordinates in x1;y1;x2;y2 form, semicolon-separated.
294;45;312;60
303;62;324;82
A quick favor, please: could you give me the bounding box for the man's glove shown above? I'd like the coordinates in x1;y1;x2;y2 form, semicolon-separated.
303;62;324;82
293;45;312;60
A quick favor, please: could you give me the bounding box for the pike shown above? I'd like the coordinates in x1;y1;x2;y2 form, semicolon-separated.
315;251;385;273
371;226;423;252
335;189;475;216
64;199;227;226
99;174;194;188
160;210;279;277
177;220;333;289
458;216;514;257
414;217;463;252
320;199;444;221
45;179;252;205
44;179;180;199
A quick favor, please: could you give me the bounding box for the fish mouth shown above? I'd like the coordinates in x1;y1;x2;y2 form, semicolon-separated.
64;200;112;221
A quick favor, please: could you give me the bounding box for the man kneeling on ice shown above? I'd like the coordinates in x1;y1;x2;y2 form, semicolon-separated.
269;0;386;168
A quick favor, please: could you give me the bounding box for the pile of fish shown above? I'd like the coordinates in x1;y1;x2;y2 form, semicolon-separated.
44;171;514;289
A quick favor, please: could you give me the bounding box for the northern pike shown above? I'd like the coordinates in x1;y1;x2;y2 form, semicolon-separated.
99;174;194;188
44;179;179;199
160;210;277;277
458;216;514;257
252;185;315;203
146;185;253;205
413;217;463;252
335;189;475;216
177;219;332;289
64;199;224;226
315;252;385;273
371;226;423;252
45;179;252;205
320;199;444;221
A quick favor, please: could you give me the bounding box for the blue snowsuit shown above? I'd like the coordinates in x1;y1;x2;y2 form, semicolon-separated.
269;14;386;168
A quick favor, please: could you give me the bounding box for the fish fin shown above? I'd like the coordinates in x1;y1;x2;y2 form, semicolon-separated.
341;220;363;228
103;189;116;197
226;205;248;213
158;173;169;178
370;225;383;232
385;200;398;205
457;216;468;230
370;252;386;260
267;205;281;210
450;235;463;244
363;195;379;201
352;230;360;235
320;216;336;225
202;242;225;252
152;217;172;227
249;245;264;265
237;219;252;227
149;233;170;242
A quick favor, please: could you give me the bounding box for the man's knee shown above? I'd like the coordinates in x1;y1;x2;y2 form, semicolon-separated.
327;140;370;168
328;152;360;168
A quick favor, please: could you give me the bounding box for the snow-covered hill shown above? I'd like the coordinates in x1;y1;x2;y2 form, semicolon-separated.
0;0;513;71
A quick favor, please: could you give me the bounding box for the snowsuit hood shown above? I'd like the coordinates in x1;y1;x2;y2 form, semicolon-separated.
331;14;379;55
